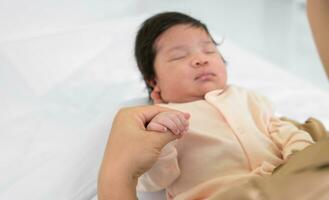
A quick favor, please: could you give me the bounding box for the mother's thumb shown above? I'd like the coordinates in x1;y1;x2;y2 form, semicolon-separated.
147;131;178;150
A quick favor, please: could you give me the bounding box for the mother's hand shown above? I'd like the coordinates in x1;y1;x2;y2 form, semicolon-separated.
98;105;179;200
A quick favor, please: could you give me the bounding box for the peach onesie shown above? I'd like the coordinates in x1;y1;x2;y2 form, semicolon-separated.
137;85;314;200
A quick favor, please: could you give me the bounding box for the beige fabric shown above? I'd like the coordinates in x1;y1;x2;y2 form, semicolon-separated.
137;85;314;199
209;138;329;200
281;117;328;142
209;171;329;200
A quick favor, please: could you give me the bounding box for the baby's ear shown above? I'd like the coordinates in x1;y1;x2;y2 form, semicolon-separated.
148;79;165;103
151;85;165;104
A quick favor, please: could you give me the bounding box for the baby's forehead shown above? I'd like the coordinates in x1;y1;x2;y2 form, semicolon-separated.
155;25;213;53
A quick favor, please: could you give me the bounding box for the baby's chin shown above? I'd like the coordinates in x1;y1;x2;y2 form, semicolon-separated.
161;92;201;103
164;92;209;103
164;85;228;103
202;84;227;94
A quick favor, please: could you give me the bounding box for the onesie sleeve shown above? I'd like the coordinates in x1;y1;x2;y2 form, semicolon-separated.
248;90;314;160
136;140;180;192
269;118;314;160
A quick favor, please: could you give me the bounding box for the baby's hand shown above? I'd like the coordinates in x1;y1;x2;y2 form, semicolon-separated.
147;111;190;136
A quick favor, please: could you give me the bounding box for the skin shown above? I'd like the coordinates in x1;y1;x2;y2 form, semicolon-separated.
97;105;182;200
307;0;329;79
147;24;228;133
150;24;228;104
146;111;190;136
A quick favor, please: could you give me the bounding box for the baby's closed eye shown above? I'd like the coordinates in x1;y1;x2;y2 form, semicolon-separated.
168;49;188;61
169;53;188;61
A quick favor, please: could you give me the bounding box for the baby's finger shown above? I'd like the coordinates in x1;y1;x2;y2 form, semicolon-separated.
183;112;191;120
146;122;167;132
169;113;188;133
156;116;181;135
176;112;190;128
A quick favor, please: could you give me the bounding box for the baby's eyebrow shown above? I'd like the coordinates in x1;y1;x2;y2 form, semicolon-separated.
165;45;187;53
159;40;215;54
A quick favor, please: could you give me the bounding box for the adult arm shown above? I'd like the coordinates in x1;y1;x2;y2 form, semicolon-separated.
307;0;329;79
97;105;179;200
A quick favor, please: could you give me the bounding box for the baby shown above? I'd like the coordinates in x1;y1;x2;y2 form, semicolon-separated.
134;12;314;200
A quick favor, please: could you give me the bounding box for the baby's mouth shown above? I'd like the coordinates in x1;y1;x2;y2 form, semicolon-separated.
195;73;215;81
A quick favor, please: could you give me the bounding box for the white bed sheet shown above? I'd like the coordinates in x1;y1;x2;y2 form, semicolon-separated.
0;13;328;200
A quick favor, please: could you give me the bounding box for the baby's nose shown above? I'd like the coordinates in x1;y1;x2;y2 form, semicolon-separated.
191;55;209;67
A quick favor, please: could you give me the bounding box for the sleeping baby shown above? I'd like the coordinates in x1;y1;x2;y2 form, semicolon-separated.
134;11;314;200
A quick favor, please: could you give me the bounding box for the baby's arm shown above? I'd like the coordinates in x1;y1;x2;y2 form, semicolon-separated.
255;93;314;160
147;111;190;136
249;90;314;160
269;118;314;160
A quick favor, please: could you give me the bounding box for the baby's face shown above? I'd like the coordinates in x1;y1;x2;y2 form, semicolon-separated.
152;24;227;103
